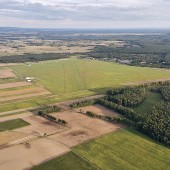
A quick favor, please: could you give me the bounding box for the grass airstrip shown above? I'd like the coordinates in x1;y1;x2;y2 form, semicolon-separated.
11;59;170;94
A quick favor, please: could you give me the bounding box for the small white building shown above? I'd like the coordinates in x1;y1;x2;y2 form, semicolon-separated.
25;77;34;82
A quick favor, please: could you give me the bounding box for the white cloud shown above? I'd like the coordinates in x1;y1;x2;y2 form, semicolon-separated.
0;0;169;28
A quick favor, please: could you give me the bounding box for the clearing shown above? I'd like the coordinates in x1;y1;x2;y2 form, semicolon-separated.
132;91;163;116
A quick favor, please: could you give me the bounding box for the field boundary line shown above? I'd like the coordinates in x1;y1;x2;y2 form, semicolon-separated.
72;150;101;170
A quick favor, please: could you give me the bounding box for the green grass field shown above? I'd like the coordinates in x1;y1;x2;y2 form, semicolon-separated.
132;91;162;116
31;151;97;170
74;129;170;170
0;118;30;131
11;59;170;94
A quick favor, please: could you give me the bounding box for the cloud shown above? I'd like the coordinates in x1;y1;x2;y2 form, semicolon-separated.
0;0;169;27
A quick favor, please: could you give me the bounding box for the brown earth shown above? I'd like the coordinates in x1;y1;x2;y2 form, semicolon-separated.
0;131;28;146
74;104;120;117
48;110;122;147
0;138;70;170
0;82;32;89
0;67;16;78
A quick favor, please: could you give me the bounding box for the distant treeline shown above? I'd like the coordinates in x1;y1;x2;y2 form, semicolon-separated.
0;53;69;63
86;46;170;68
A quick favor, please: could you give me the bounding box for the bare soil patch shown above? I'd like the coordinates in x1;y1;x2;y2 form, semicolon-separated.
0;82;32;89
49;111;122;147
0;138;70;170
15;116;68;136
0;131;28;146
0;67;16;78
75;104;120;117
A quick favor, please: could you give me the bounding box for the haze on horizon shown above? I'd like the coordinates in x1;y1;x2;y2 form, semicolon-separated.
0;0;170;29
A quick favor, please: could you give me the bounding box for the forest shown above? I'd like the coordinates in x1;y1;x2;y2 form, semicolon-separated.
106;87;146;107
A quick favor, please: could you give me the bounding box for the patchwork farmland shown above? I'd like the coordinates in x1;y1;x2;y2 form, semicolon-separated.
0;58;170;170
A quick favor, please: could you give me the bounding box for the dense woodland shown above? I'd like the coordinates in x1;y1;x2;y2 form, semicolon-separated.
142;101;170;145
0;53;69;63
160;85;170;101
106;87;146;107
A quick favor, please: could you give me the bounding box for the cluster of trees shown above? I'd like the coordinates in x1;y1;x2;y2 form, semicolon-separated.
0;53;69;63
86;46;170;68
142;101;170;145
70;99;96;108
37;111;67;125
106;87;146;107
160;85;170;101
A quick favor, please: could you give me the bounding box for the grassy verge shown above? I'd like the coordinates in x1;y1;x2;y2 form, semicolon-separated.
31;151;98;170
0;118;30;131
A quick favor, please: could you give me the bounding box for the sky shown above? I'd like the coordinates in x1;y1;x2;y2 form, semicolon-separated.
0;0;170;28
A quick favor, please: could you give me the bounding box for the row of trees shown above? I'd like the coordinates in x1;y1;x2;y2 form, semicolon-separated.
106;87;146;107
79;110;135;127
70;99;96;108
0;53;69;63
37;111;67;125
